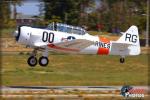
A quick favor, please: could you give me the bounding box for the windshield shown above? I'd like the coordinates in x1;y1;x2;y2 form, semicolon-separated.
47;23;86;35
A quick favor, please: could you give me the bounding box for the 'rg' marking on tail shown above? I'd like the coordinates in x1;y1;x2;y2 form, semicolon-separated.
125;33;137;43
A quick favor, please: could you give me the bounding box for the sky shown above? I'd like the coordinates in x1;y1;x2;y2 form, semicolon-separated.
15;1;40;15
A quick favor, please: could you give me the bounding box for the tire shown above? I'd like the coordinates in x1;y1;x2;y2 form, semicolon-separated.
27;56;37;67
39;56;49;66
120;58;125;63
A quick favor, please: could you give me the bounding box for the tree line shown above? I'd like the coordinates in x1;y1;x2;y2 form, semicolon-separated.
41;0;147;33
0;0;147;33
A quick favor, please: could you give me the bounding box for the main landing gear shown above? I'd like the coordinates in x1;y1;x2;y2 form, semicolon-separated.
27;49;49;67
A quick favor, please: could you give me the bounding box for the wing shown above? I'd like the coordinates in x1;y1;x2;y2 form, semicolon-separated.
34;42;47;47
48;39;94;53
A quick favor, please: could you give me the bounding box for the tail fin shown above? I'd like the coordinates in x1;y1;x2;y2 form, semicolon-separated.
117;25;141;55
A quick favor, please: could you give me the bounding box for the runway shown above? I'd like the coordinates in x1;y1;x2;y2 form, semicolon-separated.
1;86;149;99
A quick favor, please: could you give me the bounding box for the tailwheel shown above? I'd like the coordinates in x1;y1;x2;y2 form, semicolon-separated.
120;58;125;63
27;56;37;67
39;56;49;67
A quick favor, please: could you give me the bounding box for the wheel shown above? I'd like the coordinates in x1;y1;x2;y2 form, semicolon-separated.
27;56;37;67
39;56;49;66
120;58;125;63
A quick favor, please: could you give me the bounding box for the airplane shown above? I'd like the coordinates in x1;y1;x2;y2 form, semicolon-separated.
12;22;140;67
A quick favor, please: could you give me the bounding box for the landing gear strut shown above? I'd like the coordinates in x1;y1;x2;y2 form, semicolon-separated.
120;58;125;63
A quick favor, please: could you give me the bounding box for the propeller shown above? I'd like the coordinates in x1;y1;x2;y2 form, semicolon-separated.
12;26;21;41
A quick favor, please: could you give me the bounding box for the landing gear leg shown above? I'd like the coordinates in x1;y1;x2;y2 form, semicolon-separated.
27;49;38;67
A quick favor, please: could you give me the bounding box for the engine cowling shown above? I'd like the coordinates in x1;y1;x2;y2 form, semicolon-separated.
13;26;31;45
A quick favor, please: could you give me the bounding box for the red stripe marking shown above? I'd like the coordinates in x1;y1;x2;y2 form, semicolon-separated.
48;44;79;52
97;48;109;55
97;36;110;55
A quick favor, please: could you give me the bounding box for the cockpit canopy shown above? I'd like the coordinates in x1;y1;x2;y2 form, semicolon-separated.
47;22;86;35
